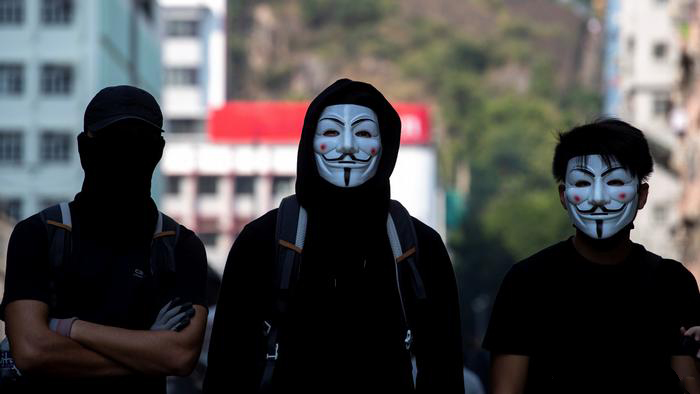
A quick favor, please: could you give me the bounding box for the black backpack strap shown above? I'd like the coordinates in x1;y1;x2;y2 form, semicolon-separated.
260;195;306;392
151;211;180;276
387;200;426;353
38;202;73;310
274;195;306;290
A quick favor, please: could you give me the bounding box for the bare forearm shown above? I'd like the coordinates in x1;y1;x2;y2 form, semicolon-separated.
70;320;186;375
17;333;134;378
490;354;529;394
6;300;134;378
674;356;700;394
69;306;206;376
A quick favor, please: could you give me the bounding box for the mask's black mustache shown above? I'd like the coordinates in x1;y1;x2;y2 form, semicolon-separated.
322;153;372;163
576;205;624;214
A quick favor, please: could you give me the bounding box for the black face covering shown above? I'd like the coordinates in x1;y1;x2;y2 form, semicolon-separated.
76;119;165;246
295;79;402;269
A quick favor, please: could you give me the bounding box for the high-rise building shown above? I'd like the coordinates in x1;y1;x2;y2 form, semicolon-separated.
158;0;226;272
0;0;161;222
603;0;684;259
671;0;700;280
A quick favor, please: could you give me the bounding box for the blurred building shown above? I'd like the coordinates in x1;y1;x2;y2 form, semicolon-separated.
159;0;226;136
157;0;227;275
672;0;700;279
0;215;12;339
603;0;684;260
0;0;161;222
161;101;443;275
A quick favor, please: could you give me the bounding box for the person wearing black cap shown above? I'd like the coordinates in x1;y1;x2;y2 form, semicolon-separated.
0;85;208;393
203;79;464;392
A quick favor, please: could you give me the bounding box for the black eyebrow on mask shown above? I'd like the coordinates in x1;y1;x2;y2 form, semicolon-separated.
601;166;624;177
319;117;344;126
571;168;594;177
351;118;376;126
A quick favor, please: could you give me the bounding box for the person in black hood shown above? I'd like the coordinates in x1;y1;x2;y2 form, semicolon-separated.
203;79;465;393
0;86;208;394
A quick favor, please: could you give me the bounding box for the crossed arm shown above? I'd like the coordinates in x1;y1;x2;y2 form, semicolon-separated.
490;354;529;394
5;299;207;378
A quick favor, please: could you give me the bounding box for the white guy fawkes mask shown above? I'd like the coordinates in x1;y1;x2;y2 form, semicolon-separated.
563;154;640;239
313;104;382;187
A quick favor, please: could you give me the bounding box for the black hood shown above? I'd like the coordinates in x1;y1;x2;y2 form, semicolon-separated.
295;78;401;215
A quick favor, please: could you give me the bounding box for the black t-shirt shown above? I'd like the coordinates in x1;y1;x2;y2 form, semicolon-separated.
483;239;700;393
0;202;208;394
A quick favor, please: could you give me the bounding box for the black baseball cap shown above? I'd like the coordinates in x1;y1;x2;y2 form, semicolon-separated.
84;85;164;134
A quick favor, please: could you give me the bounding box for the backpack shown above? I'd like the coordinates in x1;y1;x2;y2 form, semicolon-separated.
259;195;427;392
0;202;180;384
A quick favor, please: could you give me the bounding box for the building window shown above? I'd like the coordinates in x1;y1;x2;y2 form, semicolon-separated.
166;20;198;37
0;131;22;164
653;92;671;117
40;131;71;162
133;0;154;21
41;0;73;24
234;176;255;196
41;64;73;95
653;204;667;222
653;42;668;60
272;176;294;197
168;118;202;134
166;175;182;195
0;63;23;94
0;0;24;24
166;67;198;86
198;176;218;195
0;198;22;221
199;232;218;246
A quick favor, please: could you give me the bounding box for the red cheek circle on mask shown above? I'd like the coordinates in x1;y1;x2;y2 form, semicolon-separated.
370;148;377;155
619;193;626;199
320;144;326;151
574;195;580;202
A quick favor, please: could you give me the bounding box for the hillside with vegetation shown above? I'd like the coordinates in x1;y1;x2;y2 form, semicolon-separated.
226;0;603;363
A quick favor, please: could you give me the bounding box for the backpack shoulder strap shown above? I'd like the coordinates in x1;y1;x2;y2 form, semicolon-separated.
38;202;73;310
153;211;180;243
274;195;306;290
150;211;180;275
260;194;306;392
387;200;426;353
39;202;72;268
387;200;426;300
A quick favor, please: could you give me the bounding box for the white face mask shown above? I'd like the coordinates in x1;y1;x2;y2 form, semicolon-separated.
313;104;382;187
563;154;639;239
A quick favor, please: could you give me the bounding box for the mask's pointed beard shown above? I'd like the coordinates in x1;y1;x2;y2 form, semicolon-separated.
596;219;603;238
344;168;351;186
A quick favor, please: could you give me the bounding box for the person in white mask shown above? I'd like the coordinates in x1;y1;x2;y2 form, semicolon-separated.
483;119;700;394
204;79;465;393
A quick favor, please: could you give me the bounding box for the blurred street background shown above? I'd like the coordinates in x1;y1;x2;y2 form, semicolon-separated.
2;0;700;392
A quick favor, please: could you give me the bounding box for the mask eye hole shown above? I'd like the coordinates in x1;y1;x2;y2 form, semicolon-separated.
322;130;339;137
574;180;591;187
607;179;625;186
355;130;371;138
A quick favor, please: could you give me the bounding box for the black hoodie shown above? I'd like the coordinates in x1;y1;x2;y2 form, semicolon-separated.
204;79;464;393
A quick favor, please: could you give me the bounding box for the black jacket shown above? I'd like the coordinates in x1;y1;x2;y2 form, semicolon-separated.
203;79;464;392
